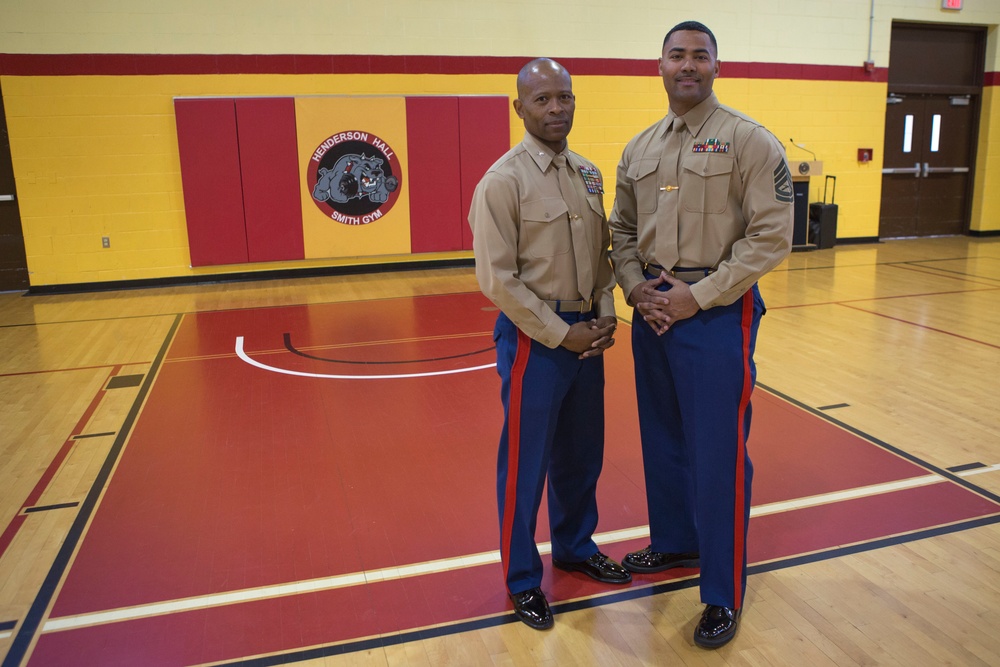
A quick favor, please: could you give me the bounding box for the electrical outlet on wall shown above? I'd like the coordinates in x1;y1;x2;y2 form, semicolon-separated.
102;236;110;248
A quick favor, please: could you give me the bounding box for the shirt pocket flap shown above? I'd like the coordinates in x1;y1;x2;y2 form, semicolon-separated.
680;154;733;214
521;197;569;223
682;154;733;178
627;157;660;181
586;195;605;217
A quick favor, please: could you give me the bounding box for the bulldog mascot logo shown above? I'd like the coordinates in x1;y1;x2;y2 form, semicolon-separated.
308;131;402;225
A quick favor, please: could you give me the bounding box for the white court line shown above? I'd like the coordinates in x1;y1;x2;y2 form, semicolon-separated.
751;473;941;516
41;465;999;634
235;336;496;380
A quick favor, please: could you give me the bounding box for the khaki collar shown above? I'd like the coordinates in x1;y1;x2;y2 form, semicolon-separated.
662;92;721;137
521;132;569;173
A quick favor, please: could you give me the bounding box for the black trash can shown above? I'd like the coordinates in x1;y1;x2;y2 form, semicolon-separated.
809;175;838;249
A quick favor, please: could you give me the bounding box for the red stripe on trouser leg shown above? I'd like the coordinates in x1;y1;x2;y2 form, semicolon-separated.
733;289;754;610
500;329;532;590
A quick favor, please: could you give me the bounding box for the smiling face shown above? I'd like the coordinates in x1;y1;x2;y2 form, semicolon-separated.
659;29;720;116
513;60;575;153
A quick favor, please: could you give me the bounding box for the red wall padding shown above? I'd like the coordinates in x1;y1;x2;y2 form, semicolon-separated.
175;98;249;267
458;97;511;250
177;95;511;265
235;98;305;263
406;97;463;253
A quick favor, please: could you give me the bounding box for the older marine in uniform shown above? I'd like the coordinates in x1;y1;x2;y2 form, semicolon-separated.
469;57;631;631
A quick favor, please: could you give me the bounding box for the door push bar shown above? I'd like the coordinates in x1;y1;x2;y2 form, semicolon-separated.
881;163;969;178
923;164;969;176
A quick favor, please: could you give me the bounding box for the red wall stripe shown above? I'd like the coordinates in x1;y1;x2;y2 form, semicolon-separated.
405;97;464;253
458;97;511;250
174;98;249;267
235;98;305;263
0;53;893;82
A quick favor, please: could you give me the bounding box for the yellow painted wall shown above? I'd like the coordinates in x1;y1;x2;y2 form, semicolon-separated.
3;74;516;285
1;0;999;287
4;71;896;285
972;84;999;233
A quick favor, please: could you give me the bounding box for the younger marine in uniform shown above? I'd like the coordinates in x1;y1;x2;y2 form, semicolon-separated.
609;21;794;648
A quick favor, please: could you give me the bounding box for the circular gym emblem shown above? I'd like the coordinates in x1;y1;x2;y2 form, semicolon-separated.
308;131;401;225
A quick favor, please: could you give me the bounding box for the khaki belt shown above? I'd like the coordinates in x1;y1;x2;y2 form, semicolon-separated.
644;264;716;280
543;298;593;313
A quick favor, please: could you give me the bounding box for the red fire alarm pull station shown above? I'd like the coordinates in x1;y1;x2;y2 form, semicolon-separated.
942;0;962;9
858;148;873;163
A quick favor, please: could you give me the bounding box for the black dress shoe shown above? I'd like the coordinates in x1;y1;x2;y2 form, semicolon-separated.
622;546;700;573
552;551;632;584
509;587;553;630
693;604;741;648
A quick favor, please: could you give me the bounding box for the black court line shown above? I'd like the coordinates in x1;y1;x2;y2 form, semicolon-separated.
283;332;495;365
72;432;116;440
23;503;79;514
106;374;143;389
1;314;183;667
818;403;850;410
948;462;987;473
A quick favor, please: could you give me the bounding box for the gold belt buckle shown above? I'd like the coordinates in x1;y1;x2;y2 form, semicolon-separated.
545;298;592;313
671;267;714;279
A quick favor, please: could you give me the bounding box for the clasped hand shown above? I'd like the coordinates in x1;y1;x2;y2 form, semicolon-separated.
561;316;617;359
630;271;700;335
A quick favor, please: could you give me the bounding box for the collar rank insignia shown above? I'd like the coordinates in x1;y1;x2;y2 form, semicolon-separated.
578;165;603;194
693;138;730;154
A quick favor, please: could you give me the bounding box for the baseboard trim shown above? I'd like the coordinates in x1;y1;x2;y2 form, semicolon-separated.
832;236;881;245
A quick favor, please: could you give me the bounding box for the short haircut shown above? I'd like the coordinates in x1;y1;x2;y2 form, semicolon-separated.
516;58;570;100
663;21;718;55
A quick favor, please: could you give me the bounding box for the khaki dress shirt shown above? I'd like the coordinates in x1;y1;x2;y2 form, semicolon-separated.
609;93;794;309
470;133;617;349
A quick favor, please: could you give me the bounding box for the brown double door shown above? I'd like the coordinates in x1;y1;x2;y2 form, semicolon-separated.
0;81;29;291
879;94;973;238
878;22;985;239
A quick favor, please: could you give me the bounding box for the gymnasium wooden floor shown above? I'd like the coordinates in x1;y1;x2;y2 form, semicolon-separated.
1;236;998;666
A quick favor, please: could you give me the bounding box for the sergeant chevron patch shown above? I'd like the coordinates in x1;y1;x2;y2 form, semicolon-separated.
773;160;794;203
